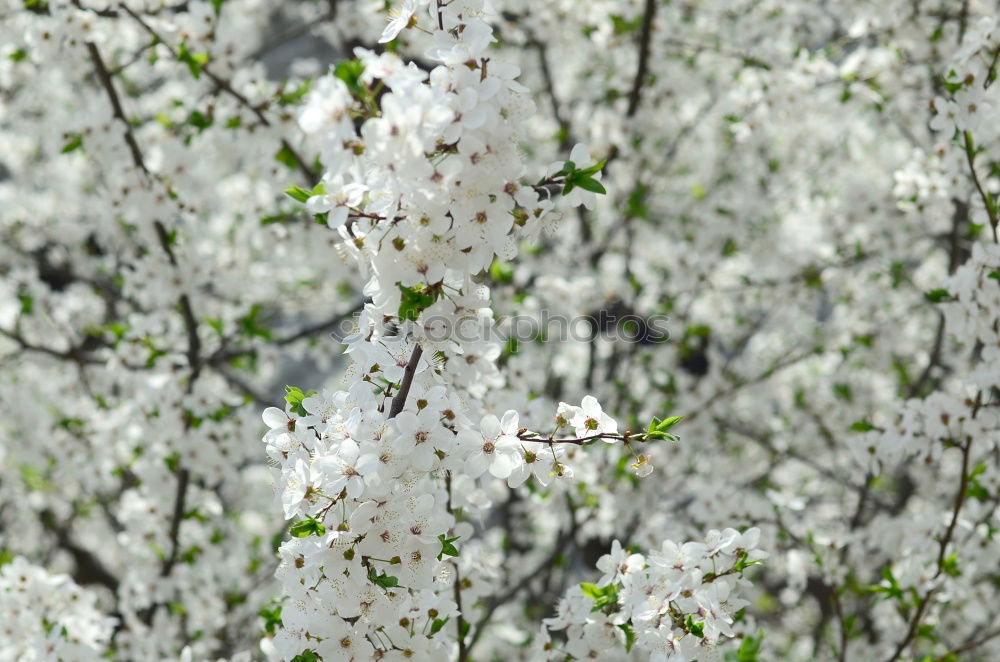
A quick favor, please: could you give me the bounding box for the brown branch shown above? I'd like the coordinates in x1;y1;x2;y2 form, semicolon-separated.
626;0;657;117
160;467;191;578
963;131;998;242
937;623;1000;660
517;431;633;446
86;42;147;174
445;472;469;662
387;344;423;418
40;510;120;593
886;393;981;662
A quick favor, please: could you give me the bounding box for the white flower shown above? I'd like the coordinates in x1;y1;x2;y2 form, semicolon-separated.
306;182;368;229
954;87;992;132
461;410;521;479
379;0;420;44
595;540;645;587
568;395;618;438
280;455;314;519
390;409;447;472
929;95;958;133
316;439;379;499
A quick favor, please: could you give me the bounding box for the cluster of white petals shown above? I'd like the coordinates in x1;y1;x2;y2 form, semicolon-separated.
0;557;116;662
540;529;765;661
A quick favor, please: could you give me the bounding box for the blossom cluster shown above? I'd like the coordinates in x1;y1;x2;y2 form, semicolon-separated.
2;0;999;660
258;1;709;657
0;557;116;662
541;529;766;661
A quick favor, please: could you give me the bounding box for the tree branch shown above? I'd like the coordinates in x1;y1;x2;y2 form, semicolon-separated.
388;344;423;418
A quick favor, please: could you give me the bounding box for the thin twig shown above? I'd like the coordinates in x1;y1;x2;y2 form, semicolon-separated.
387;344;423;418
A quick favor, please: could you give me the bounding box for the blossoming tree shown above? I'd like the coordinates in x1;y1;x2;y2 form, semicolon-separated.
1;0;998;661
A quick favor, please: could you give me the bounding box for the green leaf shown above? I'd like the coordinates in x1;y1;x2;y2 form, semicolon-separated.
735;631;765;661
284;186;312;203
333;59;366;97
367;567;400;589
656;416;683;432
177;42;209;79
437;534;461;561
430;617;450;634
576;159;607;177
258;604;282;635
290;652;319;662
685;614;705;638
164;451;181;473
579;582;618;611
274;144;299;170
554;160;577;177
187;109;212;132
398;283;437;322
573;175;607;194
966;461;989;501
617;623;635;652
289;517;325;538
238;303;273;340
279;79;312;106
489;259;514;283
61;134;83;153
941;551;961;577
850;419;876;432
643;415;682;441
924;288;951;303
284;385;317;417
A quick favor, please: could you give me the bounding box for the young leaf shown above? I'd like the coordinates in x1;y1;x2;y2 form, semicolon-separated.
289;517;325;538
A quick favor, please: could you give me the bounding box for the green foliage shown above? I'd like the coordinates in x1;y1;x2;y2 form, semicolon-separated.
283;182;329;223
966;461;989;501
177;42;209;79
333;59;366;97
617;623;636;652
643;415;683;441
289;516;325;538
726;631;765;661
398;283;439;322
580;582;619;611
924;288;952;303
238;304;272;340
685;613;705;638
556;159;608;196
489;258;514;283
437;534;460;561
274;144;300;170
284;385;316;417
61;134;83;153
278;79;312;106
258;604;282;635
187;109;212;132
367;567;400;589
